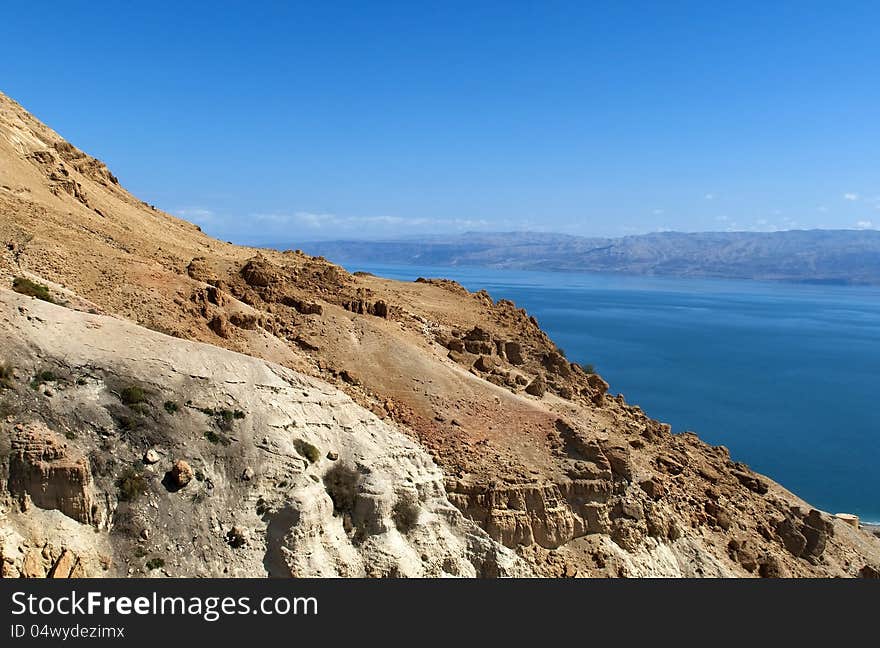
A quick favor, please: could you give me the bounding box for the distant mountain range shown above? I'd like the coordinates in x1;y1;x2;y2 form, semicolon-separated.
297;229;880;285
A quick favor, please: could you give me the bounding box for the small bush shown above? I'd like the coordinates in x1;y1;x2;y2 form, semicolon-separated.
116;466;148;502
323;464;362;512
120;386;145;406
163;401;179;414
392;492;421;533
12;277;53;302
233;410;245;420
145;558;165;571
219;409;234;423
204;430;231;446
294;439;321;464
0;363;13;389
580;363;596;375
64;431;76;440
30;369;56;390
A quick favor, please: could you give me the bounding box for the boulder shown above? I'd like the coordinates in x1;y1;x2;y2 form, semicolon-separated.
473;355;499;372
240;256;277;287
503;341;524;365
541;351;571;378
170;460;194;488
525;374;547;397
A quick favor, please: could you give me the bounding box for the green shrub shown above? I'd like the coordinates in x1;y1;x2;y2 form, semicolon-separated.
64;431;76;440
12;277;53;302
204;430;231;446
392;492;421;533
294;439;321;464
323;463;361;512
163;400;179;414
116;466;148;502
145;558;165;571
30;369;56;389
120;386;145;406
580;363;596;374
0;363;13;389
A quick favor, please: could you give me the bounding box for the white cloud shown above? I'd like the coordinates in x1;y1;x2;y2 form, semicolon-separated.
251;211;491;233
652;209;664;215
816;205;828;212
856;220;874;229
843;192;859;201
175;207;214;224
704;193;715;200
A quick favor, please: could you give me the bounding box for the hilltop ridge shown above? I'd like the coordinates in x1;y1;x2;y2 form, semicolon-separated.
300;229;880;285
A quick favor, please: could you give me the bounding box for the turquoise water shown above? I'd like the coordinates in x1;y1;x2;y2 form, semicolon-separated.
345;262;880;523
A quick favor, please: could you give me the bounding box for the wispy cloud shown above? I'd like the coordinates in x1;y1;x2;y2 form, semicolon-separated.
251;211;491;233
174;207;215;224
843;192;859;201
856;220;875;229
704;193;715;200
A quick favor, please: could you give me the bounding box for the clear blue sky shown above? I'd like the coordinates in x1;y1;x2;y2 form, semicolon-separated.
3;1;879;242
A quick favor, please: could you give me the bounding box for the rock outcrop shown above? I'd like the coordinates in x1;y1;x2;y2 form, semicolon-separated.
0;290;529;577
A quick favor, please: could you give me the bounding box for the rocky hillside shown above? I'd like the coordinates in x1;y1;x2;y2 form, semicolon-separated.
1;90;879;578
0;290;526;577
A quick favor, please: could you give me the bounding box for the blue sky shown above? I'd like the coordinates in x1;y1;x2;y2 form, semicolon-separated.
2;1;879;242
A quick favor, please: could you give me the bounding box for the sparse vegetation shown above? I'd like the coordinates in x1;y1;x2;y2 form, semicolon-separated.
204;430;231;446
392;492;421;533
163;400;179;414
0;363;13;389
580;363;596;374
64;430;76;440
119;385;145;406
294;439;321;464
12;276;53;302
323;463;362;512
116;466;149;502
30;369;56;389
145;557;165;571
0;400;17;418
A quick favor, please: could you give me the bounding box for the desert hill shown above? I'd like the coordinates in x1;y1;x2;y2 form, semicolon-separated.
1;90;878;577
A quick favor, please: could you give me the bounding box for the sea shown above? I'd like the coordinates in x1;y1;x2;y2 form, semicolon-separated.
341;262;880;523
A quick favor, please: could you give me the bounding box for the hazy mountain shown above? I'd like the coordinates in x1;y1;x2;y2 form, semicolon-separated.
298;229;880;285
